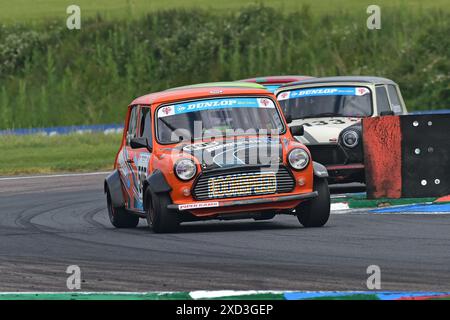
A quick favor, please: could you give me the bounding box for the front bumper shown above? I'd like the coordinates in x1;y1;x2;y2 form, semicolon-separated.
168;192;318;211
326;163;365;183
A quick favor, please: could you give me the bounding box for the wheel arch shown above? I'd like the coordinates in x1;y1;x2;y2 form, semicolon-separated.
104;170;125;208
313;161;329;178
142;170;172;211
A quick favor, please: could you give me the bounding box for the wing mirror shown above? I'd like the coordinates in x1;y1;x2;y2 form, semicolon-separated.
290;125;304;137
285;114;293;124
130;137;152;152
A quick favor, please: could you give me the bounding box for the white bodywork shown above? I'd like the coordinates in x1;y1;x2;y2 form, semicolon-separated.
291;117;361;145
276;81;408;145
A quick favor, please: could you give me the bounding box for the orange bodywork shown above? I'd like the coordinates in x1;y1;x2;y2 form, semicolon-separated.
114;86;315;218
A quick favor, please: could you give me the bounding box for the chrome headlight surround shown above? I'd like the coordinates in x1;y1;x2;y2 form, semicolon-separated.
288;148;310;170
174;159;197;181
342;130;359;148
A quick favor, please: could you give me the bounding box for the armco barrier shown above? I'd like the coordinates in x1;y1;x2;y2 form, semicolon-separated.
410;109;450;115
363;114;450;199
0;124;124;136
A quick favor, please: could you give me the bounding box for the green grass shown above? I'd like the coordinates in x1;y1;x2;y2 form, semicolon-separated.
0;6;448;130
348;197;438;209
0;4;448;130
0;133;122;175
0;292;192;300
0;0;448;24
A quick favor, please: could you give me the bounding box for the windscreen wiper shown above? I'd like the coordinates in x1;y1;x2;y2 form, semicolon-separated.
301;113;345;119
159;117;177;132
159;118;196;142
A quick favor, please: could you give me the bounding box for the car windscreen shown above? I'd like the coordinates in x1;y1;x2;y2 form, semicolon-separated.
156;97;285;144
277;86;373;119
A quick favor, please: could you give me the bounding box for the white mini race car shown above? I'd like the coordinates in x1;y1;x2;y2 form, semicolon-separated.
276;76;408;184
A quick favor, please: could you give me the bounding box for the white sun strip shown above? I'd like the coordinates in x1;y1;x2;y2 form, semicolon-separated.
0;171;110;182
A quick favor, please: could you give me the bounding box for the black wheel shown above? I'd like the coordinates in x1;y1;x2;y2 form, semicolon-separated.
144;189;180;233
106;190;139;228
296;177;330;227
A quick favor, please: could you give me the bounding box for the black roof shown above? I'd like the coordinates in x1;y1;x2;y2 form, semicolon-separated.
279;76;397;89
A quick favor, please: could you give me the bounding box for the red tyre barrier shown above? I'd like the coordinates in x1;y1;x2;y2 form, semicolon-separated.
363;116;402;199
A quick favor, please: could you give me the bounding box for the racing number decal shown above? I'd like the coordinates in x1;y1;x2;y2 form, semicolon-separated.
134;153;151;209
119;150;150;211
136;163;148;197
329;119;346;125
308;120;327;126
303;119;347;126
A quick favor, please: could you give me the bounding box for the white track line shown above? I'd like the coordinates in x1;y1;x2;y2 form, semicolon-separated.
0;172;110;181
190;290;283;299
331;203;350;211
331;194;348;199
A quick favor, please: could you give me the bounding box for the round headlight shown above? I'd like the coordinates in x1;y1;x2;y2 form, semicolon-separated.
174;159;197;181
288;149;310;170
342;130;359;148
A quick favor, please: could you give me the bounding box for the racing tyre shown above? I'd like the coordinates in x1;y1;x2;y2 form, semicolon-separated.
106;190;139;228
145;189;180;233
296;177;330;227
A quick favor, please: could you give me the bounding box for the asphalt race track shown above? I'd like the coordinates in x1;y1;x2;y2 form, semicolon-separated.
0;173;449;292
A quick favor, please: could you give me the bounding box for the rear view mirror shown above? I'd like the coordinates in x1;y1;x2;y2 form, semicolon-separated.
130;137;152;152
290;125;304;137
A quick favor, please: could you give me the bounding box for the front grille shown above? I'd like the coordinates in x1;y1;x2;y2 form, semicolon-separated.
193;166;295;200
307;145;348;165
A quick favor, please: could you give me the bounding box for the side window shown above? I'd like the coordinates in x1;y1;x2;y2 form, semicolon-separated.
375;86;391;114
139;107;153;147
387;85;403;114
126;106;138;145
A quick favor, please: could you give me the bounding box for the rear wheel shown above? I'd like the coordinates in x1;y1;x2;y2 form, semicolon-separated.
296;177;330;227
145;189;180;233
106;191;139;228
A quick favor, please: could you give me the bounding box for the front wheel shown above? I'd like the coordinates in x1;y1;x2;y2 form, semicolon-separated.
296;178;330;227
106;190;139;228
145;189;180;233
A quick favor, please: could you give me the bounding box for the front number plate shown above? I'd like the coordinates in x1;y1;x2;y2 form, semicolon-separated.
208;172;277;198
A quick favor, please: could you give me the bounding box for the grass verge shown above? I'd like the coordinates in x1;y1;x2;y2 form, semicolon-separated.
1;5;449;130
348;197;437;209
1;0;448;24
0;133;122;175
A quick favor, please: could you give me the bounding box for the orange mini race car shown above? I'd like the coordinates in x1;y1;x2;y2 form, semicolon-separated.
104;83;331;233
